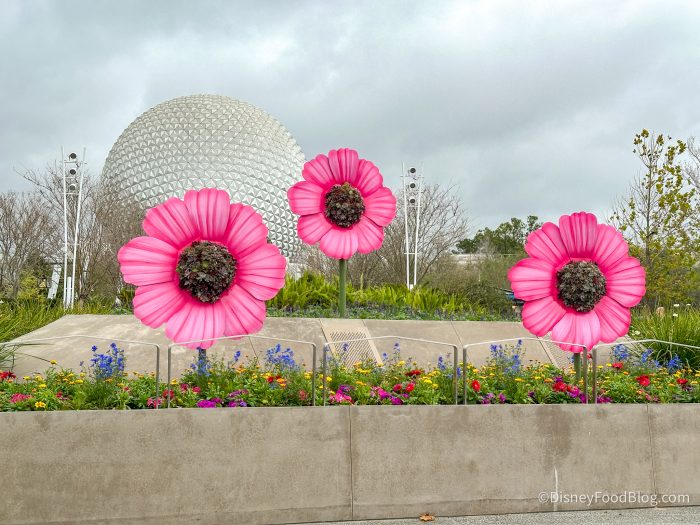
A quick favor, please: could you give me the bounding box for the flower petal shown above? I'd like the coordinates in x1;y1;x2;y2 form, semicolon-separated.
143;197;200;249
133;282;187;328
319;226;359;260
354;216;385;254
302;154;336;189
221;285;266;336
558;212;598;258
328;148;359;184
594;295;632;344
350;158;384;197
184;188;231;242
507;258;556;301
297;213;332;245
118;236;177;286
287;180;325;216
525;222;568;266
604;256;646;307
592;224;630;274
551;310;601;352
224;203;269;259
165;301;227;350
363;187;397;227
521;296;566;337
236;244;287;300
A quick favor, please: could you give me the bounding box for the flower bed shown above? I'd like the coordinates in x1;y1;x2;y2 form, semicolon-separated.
2;341;699;411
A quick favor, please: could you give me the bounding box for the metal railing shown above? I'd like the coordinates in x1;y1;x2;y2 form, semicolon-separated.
320;336;459;406
0;335;162;403
167;335;317;406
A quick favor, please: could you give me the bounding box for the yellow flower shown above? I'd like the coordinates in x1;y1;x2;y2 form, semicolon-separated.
472;368;479;373
170;379;178;385
38;384;47;389
432;384;438;389
514;378;524;383
397;361;405;366
75;379;83;384
422;379;433;385
304;372;312;380
23;376;30;381
326;376;332;382
533;376;541;380
544;378;553;383
34;401;46;409
34;375;43;381
79;372;86;378
691;381;699;385
597;365;603;369
356;381;366;386
606;363;612;367
489;373;495;377
623;371;629;376
50;360;57;365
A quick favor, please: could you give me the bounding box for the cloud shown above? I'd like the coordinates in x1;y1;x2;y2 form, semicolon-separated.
2;0;700;229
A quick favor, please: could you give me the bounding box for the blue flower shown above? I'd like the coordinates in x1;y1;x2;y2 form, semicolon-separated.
89;343;125;380
667;354;682;371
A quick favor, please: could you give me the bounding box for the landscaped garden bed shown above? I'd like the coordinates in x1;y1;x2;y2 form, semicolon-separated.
2;341;699;411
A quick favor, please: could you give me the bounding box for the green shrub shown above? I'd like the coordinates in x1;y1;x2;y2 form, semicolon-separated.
630;305;700;368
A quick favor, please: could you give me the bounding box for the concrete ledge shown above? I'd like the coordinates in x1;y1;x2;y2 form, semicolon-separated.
0;404;698;524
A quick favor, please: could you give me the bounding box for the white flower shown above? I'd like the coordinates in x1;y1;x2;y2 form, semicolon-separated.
673;304;680;308
672;313;679;317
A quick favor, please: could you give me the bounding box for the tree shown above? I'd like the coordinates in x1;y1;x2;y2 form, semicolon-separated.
611;129;699;305
21;164;144;302
457;216;541;255
299;183;470;287
0;192;52;298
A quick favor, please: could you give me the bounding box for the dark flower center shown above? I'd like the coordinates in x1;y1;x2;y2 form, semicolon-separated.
556;261;607;312
176;241;237;303
324;182;365;228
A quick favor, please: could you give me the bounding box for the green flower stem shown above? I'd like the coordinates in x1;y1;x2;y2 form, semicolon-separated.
573;352;582;381
339;259;347;318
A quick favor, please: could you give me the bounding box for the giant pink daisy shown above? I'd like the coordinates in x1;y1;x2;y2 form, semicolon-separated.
508;212;646;352
118;188;286;349
287;148;396;259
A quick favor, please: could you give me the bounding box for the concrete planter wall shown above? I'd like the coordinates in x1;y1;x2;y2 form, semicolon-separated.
1;404;698;525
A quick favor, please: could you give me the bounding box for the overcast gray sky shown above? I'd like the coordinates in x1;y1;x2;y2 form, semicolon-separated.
2;0;699;229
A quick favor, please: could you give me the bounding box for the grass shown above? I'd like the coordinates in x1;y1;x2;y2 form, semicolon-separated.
631;305;700;368
0;300;115;368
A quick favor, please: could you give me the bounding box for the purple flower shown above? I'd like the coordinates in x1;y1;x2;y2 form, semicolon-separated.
596;396;612;403
196;399;217;408
390;396;404;405
498;393;506;404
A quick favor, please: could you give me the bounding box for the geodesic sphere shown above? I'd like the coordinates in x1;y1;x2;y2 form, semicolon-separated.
101;94;305;258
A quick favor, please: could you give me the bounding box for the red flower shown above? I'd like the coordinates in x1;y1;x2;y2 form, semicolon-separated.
392;384;403;392
267;376;274;383
636;375;650;387
406;369;422;378
471;379;481;392
552;380;568;392
405;383;415;393
0;371;16;381
611;362;624;370
677;378;688;386
161;389;176;400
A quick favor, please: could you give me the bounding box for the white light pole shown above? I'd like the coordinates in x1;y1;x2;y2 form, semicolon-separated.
61;148;86;309
402;163;423;290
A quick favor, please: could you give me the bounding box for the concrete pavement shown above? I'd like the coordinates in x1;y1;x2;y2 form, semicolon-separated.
300;507;700;525
7;314;615;377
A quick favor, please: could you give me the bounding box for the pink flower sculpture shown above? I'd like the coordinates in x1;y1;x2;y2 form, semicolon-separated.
508;212;646;352
287;148;397;259
118;188;286;349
